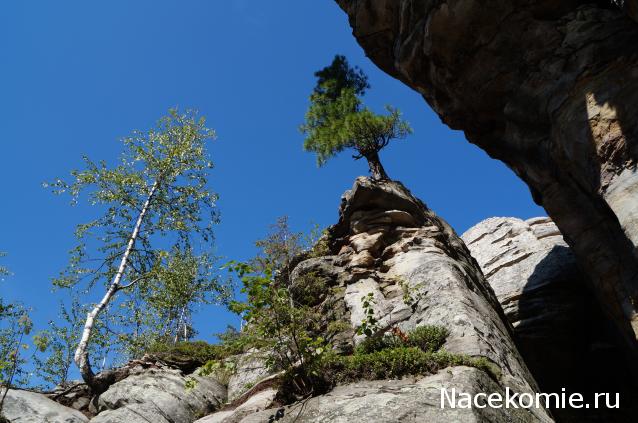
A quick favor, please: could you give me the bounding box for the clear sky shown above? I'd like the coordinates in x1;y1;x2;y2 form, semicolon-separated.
0;0;543;374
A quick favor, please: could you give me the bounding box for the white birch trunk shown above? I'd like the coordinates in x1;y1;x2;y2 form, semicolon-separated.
74;180;158;386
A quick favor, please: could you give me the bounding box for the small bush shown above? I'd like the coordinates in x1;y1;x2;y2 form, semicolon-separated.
316;347;493;385
355;333;403;354
147;340;222;363
407;326;449;352
147;325;262;365
279;346;499;402
278;325;498;402
186;358;236;388
307;230;331;259
355;325;449;354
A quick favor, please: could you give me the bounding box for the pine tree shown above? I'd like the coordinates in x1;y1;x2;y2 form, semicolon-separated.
301;55;412;180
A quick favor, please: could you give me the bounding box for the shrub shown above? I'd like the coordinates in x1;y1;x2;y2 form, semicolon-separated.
186;358;236;388
280;346;499;402
317;347;492;385
355;325;449;354
147;340;221;363
407;326;449;352
279;325;499;402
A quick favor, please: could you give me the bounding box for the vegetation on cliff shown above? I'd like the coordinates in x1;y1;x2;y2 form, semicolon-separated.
301;55;412;180
185;217;500;406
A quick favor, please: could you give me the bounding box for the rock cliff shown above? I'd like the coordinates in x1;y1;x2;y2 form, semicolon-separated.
462;217;587;392
9;181;618;423
463;216;638;422
196;177;551;423
334;0;638;363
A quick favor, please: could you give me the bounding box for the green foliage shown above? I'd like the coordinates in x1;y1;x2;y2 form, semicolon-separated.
355;325;449;354
226;218;330;373
48;108;218;291
399;277;414;307
35;294;104;387
0;258;49;397
0;303;49;410
301;55;412;177
280;325;497;401
0;307;33;387
356;293;379;337
398;276;427;313
187;358;236;388
123;248;230;358
227;260;326;372
312;55;369;101
147;340;222;363
184;219;332;391
46;108;227;374
306;225;331;259
407;325;449;353
214;325;259;357
313;348;495;387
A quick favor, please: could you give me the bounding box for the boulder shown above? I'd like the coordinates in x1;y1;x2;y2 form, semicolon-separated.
462;217;590;389
90;368;225;423
196;178;552;422
194;388;278;423
1;388;88;423
226;351;271;402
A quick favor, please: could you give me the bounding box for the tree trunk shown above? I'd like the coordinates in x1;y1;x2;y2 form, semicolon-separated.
365;151;389;180
74;180;158;393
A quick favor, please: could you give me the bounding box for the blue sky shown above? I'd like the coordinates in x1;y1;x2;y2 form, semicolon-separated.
0;0;543;369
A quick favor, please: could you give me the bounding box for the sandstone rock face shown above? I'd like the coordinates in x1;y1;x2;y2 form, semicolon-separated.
1;388;88;423
463;216;638;422
461;216;587;391
89;368;226;423
225;351;270;402
463;217;596;386
242;367;540;423
194;177;551;422
335;0;638;362
325;178;537;397
194;388;278;423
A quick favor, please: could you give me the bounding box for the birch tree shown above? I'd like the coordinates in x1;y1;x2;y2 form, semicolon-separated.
48;109;222;393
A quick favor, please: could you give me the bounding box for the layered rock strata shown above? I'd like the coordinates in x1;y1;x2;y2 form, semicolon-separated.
463;216;638;422
334;0;638;362
200;177;552;422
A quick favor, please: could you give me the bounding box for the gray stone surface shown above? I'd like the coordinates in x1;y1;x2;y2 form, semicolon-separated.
243;367;546;423
334;0;638;364
462;217;580;327
1;388;88;423
226;350;271;402
462;217;588;391
195;388;278;423
196;178;552;423
462;216;638;422
89;368;225;423
284;178;550;422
